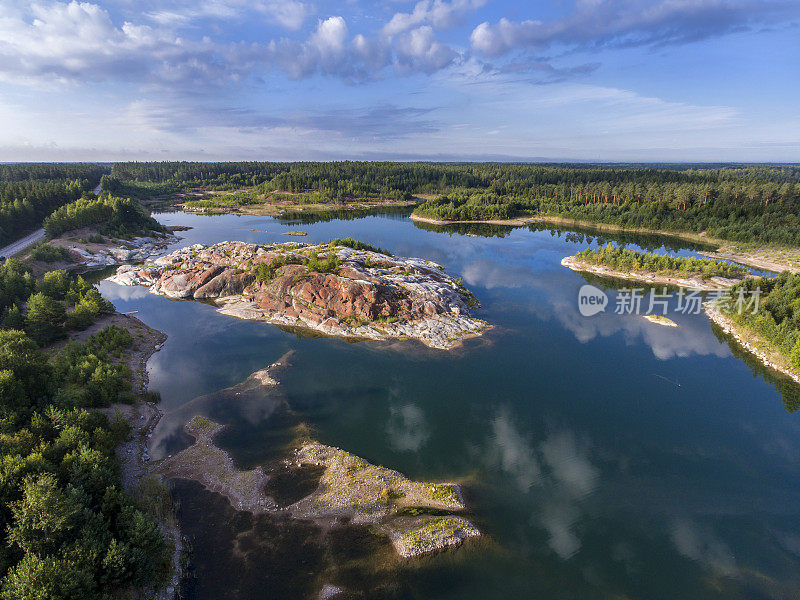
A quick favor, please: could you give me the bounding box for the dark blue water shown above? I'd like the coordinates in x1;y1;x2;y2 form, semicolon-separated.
99;211;800;600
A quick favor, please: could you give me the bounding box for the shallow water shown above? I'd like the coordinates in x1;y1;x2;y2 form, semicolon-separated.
98;211;800;600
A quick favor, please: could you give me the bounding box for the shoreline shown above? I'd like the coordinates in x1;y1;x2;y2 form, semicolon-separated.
560;256;741;291
411;213;800;274
182;198;419;218
95;314;182;600
704;302;800;386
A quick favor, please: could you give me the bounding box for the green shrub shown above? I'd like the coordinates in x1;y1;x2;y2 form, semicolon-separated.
29;243;72;263
329;237;391;256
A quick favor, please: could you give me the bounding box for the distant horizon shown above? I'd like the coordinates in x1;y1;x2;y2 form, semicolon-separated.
3;159;800;167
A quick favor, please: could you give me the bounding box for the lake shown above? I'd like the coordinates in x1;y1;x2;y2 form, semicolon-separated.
98;210;800;600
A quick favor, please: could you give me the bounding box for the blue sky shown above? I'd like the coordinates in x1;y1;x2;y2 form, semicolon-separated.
0;0;798;162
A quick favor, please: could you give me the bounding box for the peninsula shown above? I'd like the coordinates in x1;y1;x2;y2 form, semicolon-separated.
561;244;749;291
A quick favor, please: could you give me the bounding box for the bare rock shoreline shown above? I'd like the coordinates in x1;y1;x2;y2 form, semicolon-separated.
704;302;800;385
107;241;488;349
561;255;741;291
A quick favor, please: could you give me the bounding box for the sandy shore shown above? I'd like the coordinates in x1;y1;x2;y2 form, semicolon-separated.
699;249;799;274
560;256;741;291
704;302;800;385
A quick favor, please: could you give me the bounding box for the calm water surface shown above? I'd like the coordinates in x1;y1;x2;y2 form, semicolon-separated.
98;211;800;600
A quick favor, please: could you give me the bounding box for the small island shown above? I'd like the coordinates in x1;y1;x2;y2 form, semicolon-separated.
562;244;749;290
107;239;488;349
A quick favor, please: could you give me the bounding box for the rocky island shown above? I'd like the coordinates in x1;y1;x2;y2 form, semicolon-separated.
153;357;481;562
159;415;480;559
107;240;487;349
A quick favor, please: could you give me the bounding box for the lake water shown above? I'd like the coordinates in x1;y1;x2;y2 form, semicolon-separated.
98;211;800;600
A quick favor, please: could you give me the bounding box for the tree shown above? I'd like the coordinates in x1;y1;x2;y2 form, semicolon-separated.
24;293;66;345
0;553;93;600
791;339;800;370
0;330;51;412
7;473;82;555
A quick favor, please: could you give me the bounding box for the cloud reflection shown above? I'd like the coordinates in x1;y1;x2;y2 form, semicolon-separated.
490;409;599;559
460;252;732;361
386;402;431;452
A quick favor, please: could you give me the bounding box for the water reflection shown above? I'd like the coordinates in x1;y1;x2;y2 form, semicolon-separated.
386;402;430;452
490;409;599;559
96;210;800;599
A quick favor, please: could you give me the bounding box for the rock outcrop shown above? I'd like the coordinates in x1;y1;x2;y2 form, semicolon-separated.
108;241;488;349
158;415;480;559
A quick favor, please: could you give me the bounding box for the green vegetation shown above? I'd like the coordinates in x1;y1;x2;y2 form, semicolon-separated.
252;248;343;284
51;326;134;408
305;251;341;274
428;484;459;503
0;242;168;598
574;244;749;279
1;260;113;346
44;195;167;239
253;255;306;283
723;272;800;370
399;517;476;549
413;164;800;245
0;326;167;598
28;243;72;264
0;164;106;247
110;162;800;246
99;176;179;201
329;237;392;256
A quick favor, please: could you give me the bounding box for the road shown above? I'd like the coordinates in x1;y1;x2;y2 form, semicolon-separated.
0;178;102;260
0;228;46;259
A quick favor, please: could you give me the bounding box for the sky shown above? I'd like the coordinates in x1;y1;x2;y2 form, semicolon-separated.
0;0;798;162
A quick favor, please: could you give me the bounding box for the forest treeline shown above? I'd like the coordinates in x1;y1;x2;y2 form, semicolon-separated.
109;162;800;245
44;195;167;239
574;244;749;279
0;258;168;597
0;165;106;247
726;273;800;371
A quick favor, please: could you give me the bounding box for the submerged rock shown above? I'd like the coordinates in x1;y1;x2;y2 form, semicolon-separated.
107;241;488;349
159;420;481;558
152;362;481;560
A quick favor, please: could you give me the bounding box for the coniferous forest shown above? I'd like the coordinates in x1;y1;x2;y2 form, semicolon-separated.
107;162;800;245
0;165;106;247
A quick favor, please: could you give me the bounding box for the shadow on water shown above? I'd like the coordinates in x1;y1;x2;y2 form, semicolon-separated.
411;220;515;238
527;222;715;252
276;205;414;226
709;320;800;413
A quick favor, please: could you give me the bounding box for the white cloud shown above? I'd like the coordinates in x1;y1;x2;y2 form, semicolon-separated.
386;403;431;452
470;0;796;57
144;0;308;30
0;2;458;87
395;26;457;73
671;518;738;576
382;0;487;36
489;411;601;559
